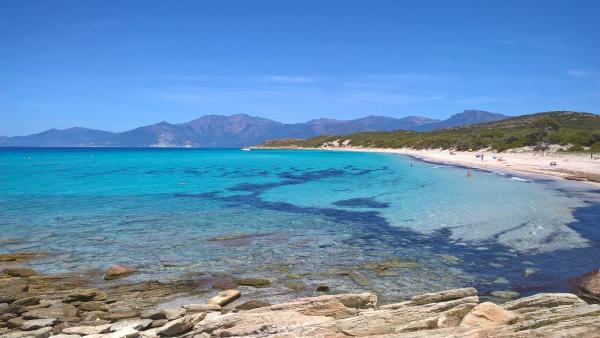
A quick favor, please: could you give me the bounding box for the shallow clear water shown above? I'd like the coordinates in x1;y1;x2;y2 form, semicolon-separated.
1;148;599;302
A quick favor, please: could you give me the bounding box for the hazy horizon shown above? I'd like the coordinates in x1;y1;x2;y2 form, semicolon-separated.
2;109;500;136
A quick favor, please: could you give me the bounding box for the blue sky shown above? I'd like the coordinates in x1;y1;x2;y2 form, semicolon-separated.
1;0;599;136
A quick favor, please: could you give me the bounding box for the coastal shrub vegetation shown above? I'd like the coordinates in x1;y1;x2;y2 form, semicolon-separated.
260;111;600;152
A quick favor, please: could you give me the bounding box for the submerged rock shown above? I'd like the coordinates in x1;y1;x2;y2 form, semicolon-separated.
493;277;509;284
3;268;37;277
234;278;271;288
64;288;108;302
211;276;237;290
377;270;400;277
436;254;461;264
490;290;520;299
349;271;370;286
0;252;46;262
104;265;137;280
285;282;307;291
0;237;22;243
207;233;259;241
316;285;330;292
524;267;538;277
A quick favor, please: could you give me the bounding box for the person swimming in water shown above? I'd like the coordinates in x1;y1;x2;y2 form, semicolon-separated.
467;170;473;177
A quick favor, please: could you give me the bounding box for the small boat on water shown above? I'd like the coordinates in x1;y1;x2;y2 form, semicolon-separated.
241;147;251;151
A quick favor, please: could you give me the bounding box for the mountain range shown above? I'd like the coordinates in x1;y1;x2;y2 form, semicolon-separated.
0;110;509;147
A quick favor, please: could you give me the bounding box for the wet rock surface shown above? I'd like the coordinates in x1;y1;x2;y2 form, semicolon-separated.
570;268;600;303
4;267;38;277
0;252;46;262
0;268;599;337
234;300;271;311
233;278;271;288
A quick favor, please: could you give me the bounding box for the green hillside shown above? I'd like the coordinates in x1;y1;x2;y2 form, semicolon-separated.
259;111;600;152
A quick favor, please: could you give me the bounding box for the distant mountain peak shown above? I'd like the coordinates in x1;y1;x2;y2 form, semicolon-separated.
415;110;509;131
445;109;508;123
0;111;509;147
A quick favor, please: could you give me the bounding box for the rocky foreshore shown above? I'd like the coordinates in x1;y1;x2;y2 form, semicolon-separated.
2;265;600;338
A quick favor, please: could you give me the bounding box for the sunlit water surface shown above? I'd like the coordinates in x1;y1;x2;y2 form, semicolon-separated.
1;148;599;302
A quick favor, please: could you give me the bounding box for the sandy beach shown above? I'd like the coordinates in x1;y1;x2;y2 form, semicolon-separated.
261;146;600;186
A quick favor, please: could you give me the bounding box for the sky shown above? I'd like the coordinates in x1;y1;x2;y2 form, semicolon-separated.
1;0;599;136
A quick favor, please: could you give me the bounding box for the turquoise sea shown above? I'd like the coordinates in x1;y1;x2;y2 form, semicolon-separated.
1;148;599;302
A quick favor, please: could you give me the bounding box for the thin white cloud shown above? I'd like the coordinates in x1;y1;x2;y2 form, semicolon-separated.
152;74;450;108
367;73;453;82
257;75;317;84
567;69;591;79
566;69;595;79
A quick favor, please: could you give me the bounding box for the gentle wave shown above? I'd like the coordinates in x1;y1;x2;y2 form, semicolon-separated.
510;176;532;182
